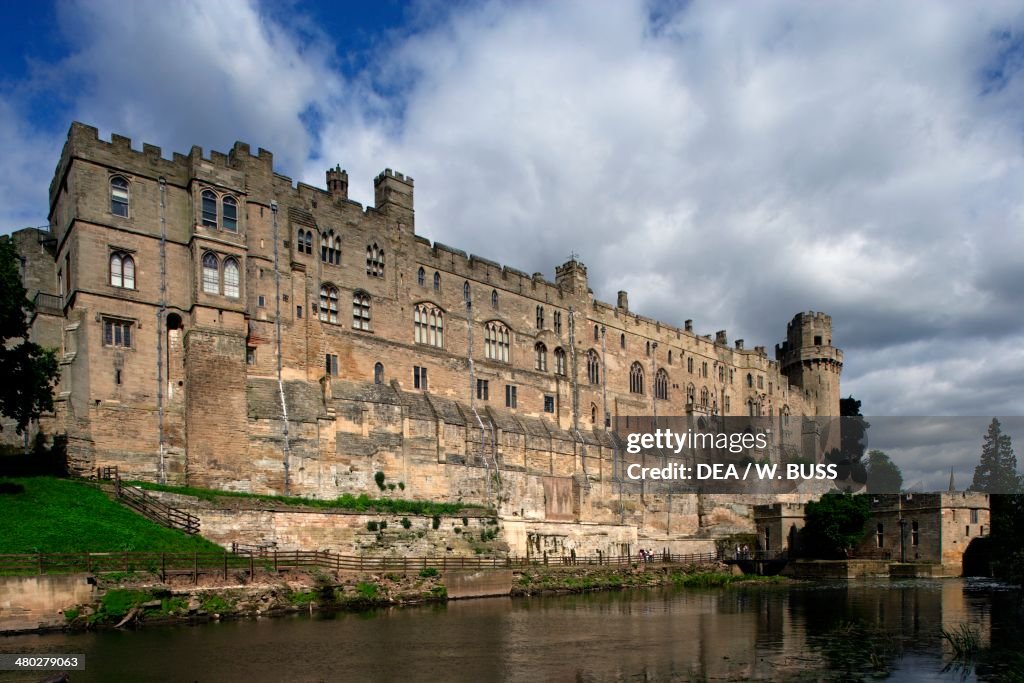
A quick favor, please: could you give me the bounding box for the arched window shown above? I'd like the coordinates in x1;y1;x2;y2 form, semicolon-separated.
366;243;385;277
304;230;312;255
297;229;306;253
536;305;544;330
587;350;600;384
201;190;218;228
747;399;755;417
110;177;129;217
485;322;510;362
591;403;598;424
702;361;708;378
223;258;240;298
687;383;696;404
417;267;425;287
629;362;644;394
201;253;219;294
491;290;498;308
747;373;753;388
646;341;651;356
352;291;370;330
620;333;625;349
687;357;694;373
700;386;709;407
321;231;340;265
594;325;599;341
433;272;441;291
414;304;444;347
222;196;238;232
297;229;313;255
655;369;669;400
109;252;135;289
668;350;673;365
374;362;384;385
463;281;471;303
319;285;339;323
534;342;547;372
554;347;566;376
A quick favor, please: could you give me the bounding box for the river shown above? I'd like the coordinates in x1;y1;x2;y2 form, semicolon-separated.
1;578;1021;682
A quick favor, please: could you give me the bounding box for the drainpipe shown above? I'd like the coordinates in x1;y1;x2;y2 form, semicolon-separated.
271;201;291;495
156;177;167;484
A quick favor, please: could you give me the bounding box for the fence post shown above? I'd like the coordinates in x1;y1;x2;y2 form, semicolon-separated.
274;550;278;573
224;551;228;580
161;553;166;583
37;553;43;575
124;551;129;573
249;555;254;581
193;552;198;584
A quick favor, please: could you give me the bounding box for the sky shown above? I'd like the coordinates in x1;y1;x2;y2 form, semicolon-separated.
1;0;1022;489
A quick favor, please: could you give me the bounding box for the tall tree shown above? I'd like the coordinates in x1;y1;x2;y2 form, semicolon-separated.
0;239;59;434
972;418;1021;494
865;449;903;494
800;493;872;559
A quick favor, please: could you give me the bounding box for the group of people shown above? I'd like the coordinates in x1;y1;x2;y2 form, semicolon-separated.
734;544;752;559
637;548;657;563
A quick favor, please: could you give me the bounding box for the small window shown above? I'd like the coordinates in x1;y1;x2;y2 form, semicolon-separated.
320;285;339;324
535;342;547;372
201;190;218;228
353;292;371;330
296;305;303;319
746;373;753;388
485;322;510;363
554;347;566;376
476;379;489;401
544;395;555;413
655;369;669;400
646;341;650;356
491;290;498;309
433;272;441;291
202;253;219;294
702;361;708;378
418;267;426;287
630;362;644;394
553;311;562;335
109;252;135;289
970;509;979;524
103;318;133;348
223;258;240;298
115;369;122;385
321;231;340;265
594;325;599;341
222;196;238;232
246;346;257;366
757;375;764;389
463;281;471;303
374;362;384;385
876;523;884;548
366;243;385;277
110;177;129;217
591;404;597;424
688;357;694;374
505;384;517;408
814;335;822;346
620;333;625;349
325;353;339;377
668;350;673;365
414;366;428;390
303;230;313;255
536;305;544;330
257;295;266;308
911;521;919;546
587;350;600;385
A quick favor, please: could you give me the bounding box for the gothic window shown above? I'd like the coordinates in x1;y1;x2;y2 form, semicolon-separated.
223;258;240;298
687;384;696;405
620;333;625;349
668;350;673;365
491;290;498;309
553;311;562;335
687;357;693;374
463;281;471;303
201;252;219;294
109;252;135;289
594;325;599;341
201;190;218;228
319;285;339;324
321;231;341;265
374;362;384;385
655;369;669;400
485;322;510;362
352;291;371;330
747;373;753;388
554;347;566;376
366;243;385;277
700;386;709;407
433;272;441;291
587;350;600;385
758;375;764;389
222;196;238;232
536;305;544;329
702;361;708;378
646;341;651;356
417;267;425;287
535;342;547;372
629;362;644;395
110;176;129;217
414;304;444;347
297;229;313;255
303;230;312;255
591;403;598;424
719;366;725;382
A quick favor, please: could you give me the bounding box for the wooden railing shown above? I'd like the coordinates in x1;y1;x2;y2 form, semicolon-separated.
0;549;720;578
109;474;200;535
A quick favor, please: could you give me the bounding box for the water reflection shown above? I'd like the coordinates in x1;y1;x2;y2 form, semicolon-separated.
0;579;1020;682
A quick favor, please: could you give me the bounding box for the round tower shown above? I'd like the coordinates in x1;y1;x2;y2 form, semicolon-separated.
775;311;843;416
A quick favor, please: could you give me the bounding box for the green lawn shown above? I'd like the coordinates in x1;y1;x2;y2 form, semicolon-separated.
0;477;224;553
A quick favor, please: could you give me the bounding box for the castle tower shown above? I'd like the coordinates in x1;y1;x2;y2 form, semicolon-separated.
775;311;843;416
555;257;589;297
326;165;348;199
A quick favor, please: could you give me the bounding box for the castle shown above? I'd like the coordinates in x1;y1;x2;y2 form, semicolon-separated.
7;122;844;555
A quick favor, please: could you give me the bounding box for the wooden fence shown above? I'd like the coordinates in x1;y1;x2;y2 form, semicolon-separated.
0;549;720;580
96;467;200;535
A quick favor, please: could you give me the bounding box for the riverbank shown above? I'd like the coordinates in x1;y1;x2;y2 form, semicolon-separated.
10;562;786;635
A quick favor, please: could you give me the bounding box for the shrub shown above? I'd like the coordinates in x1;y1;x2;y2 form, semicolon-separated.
366;521;378;532
462;517;468;526
374;471;386;490
379;520;387;530
356;582;379;599
63;608;80;622
419;567;439;578
432;515;441;530
400;517;411;529
454;527;462;534
398;482;405;490
387;483;396;491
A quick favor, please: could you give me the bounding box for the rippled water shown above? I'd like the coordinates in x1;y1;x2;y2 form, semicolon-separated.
1;578;1021;682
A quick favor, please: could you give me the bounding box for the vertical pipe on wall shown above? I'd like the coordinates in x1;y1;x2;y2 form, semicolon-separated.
156;177;167;484
272;200;291;494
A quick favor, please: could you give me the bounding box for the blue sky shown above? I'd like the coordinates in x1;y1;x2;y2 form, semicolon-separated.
1;0;1023;489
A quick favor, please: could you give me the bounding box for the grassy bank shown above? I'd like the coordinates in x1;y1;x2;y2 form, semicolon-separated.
514;565;788;596
127;480;486;517
0;477;224;554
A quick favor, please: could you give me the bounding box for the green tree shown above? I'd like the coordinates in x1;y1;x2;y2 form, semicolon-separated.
0;239;59;434
971;418;1021;494
865;450;903;494
800;493;872;559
